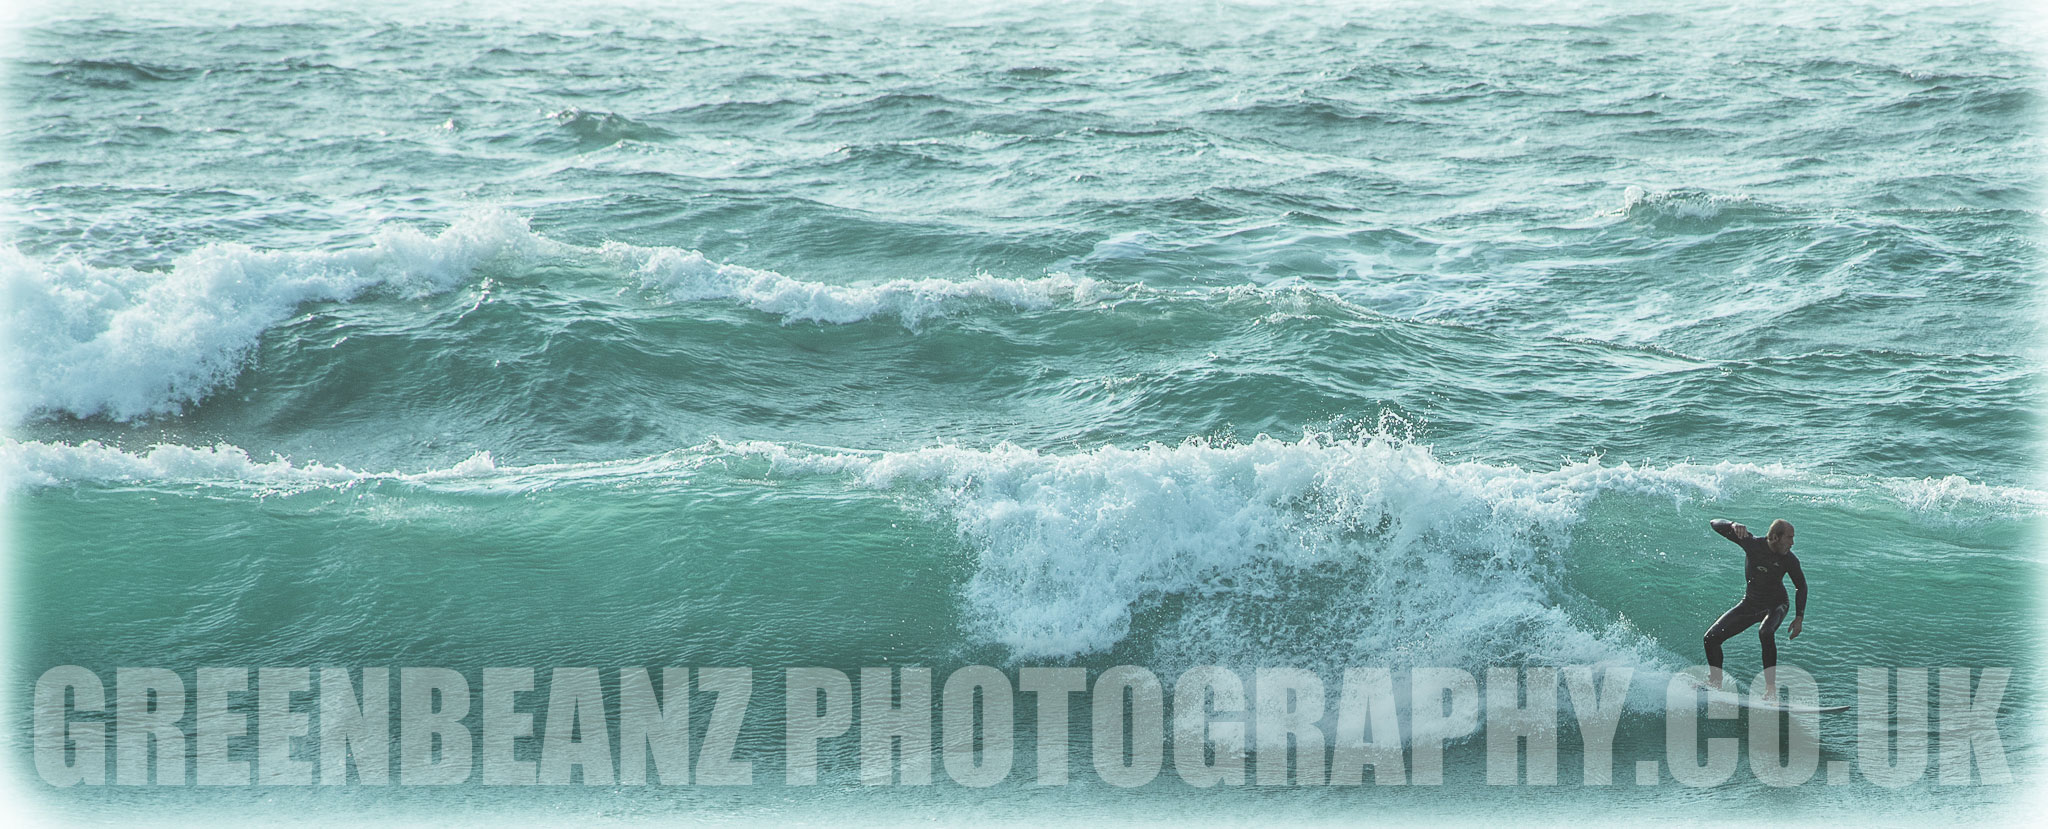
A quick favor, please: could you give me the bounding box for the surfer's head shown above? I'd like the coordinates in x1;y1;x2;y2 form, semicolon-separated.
1766;519;1794;553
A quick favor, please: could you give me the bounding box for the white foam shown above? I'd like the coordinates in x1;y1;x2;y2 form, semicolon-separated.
604;242;1116;327
1;211;539;423
728;435;1790;666
1880;473;2048;525
1608;185;1760;222
11;433;2037;674
0;439;365;490
0;439;714;494
3;212;1127;424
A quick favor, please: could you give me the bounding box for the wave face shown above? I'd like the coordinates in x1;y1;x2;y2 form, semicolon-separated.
4;0;2043;819
9;431;2036;661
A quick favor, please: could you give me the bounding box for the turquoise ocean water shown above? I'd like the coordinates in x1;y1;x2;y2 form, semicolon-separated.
2;0;2044;824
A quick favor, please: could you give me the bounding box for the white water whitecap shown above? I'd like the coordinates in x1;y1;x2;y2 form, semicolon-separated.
2;211;1128;425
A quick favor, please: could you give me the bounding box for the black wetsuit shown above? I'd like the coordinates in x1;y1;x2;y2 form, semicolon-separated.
1702;519;1807;672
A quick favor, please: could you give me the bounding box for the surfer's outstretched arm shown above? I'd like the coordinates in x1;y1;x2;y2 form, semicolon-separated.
1709;518;1752;543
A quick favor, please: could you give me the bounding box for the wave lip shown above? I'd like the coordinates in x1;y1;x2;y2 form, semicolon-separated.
3;211;1136;425
1605;185;1777;230
1;211;537;425
546;107;676;146
733;435;1799;667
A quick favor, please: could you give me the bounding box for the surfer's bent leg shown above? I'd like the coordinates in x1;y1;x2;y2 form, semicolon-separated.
1703;602;1766;685
1754;602;1790;697
1756;602;1789;670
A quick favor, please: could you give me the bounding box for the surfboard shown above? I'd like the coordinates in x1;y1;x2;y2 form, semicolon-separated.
1687;677;1850;714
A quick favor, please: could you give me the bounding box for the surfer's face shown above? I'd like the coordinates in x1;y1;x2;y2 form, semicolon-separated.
1769;527;1794;554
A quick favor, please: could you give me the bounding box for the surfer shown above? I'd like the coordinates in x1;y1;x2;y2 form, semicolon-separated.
1702;518;1806;699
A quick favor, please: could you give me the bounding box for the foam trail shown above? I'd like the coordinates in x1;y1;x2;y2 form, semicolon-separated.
0;439;706;493
0;440;367;490
604;242;1114;327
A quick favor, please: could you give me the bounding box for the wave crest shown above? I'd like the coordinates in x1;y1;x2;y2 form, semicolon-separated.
2;212;1121;424
1;211;537;423
606;242;1113;326
738;435;1775;664
9;434;2038;674
1607;185;1775;230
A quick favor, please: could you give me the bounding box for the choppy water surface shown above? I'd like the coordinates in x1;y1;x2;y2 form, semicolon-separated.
3;0;2043;823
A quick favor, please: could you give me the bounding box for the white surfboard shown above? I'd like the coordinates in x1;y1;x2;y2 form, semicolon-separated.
1688;677;1850;714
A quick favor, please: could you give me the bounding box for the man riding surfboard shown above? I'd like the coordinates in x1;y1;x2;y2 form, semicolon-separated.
1703;518;1807;700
